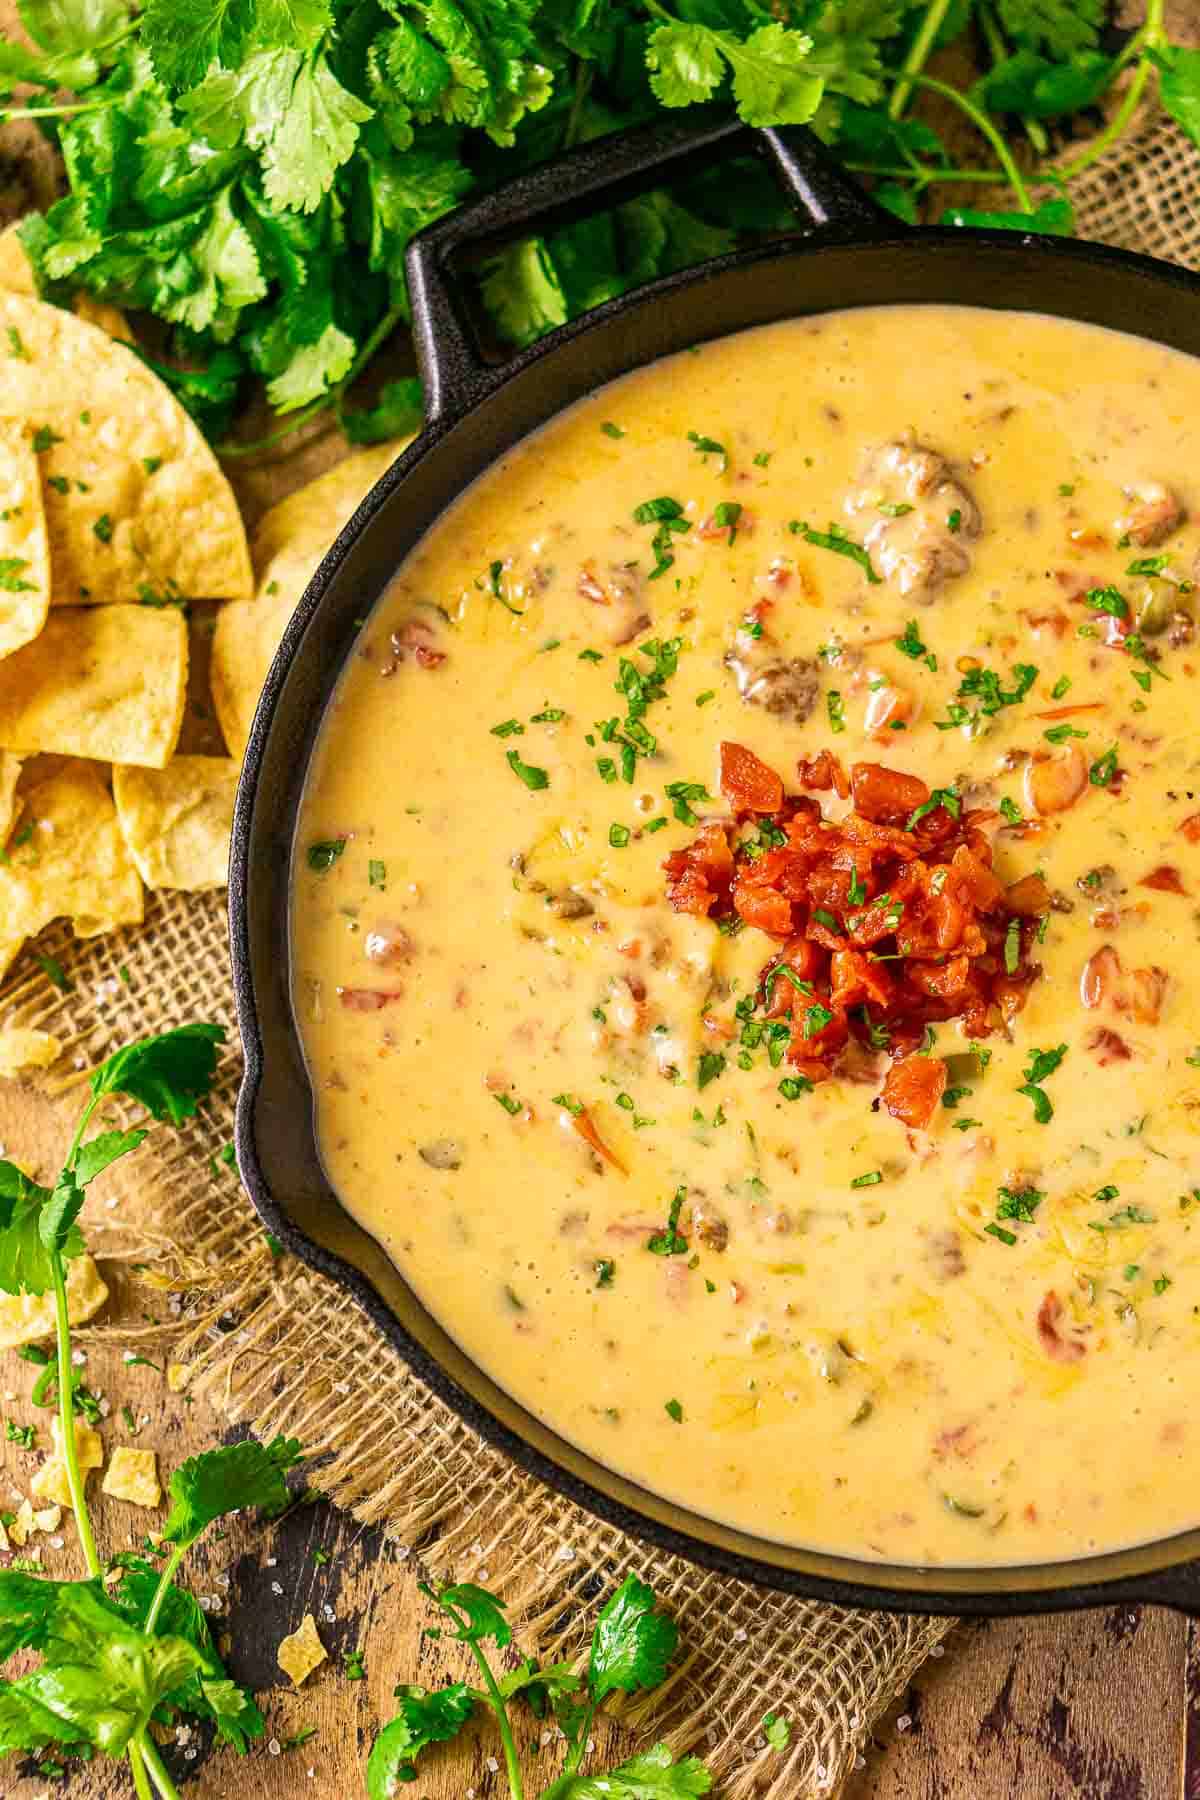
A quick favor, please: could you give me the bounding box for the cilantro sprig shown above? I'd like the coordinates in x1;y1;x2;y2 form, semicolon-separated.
368;1573;708;1799
4;2;1196;445
0;1025;305;1800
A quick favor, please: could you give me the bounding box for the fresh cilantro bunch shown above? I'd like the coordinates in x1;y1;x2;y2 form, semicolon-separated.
367;1572;708;1797
3;1;1197;444
0;1023;304;1800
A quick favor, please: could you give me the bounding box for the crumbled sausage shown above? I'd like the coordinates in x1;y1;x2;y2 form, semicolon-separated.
690;1198;729;1252
418;1139;463;1170
1167;608;1195;648
724;614;819;723
577;563;649;644
847;437;981;603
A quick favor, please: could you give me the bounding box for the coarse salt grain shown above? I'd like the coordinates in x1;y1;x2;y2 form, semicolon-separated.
268;1738;281;1756
266;1556;277;1567
271;1581;284;1595
485;1758;499;1774
896;1714;912;1733
477;1567;488;1581
733;1628;747;1643
930;1644;945;1658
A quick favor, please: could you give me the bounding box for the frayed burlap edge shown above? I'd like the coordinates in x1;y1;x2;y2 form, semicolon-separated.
2;101;1197;1796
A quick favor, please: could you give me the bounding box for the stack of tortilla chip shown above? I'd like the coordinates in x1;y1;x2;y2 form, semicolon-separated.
0;233;408;995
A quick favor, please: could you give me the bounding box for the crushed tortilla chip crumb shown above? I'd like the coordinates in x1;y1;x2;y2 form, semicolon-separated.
0;1251;108;1350
102;1446;161;1509
278;1612;327;1686
8;1498;33;1547
166;1361;190;1393
32;1415;103;1509
32;1504;60;1533
0;1026;60;1079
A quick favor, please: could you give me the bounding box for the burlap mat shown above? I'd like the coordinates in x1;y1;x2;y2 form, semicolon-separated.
2;98;1197;1799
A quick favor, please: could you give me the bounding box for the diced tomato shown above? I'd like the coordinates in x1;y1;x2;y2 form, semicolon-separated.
1179;813;1200;843
850;761;930;825
796;750;849;799
1080;944;1122;1010
1132;965;1168;1025
338;987;403;1011
719;741;784;813
1037;1291;1086;1363
1141;864;1188;894
1085;1025;1132;1064
829;948;896;1011
1004;873;1051;916
572;1107;627;1175
881;1054;947;1128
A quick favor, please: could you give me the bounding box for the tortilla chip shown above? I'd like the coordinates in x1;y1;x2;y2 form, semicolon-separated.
0;761;142;945
0;290;251;604
0;423;49;659
113;755;237;891
33;1415;103;1509
278;1612;328;1686
0;223;129;340
0;1252;108;1351
212;441;405;760
0;1026;60;1078
0;604;187;768
0;752;21;843
102;1447;161;1509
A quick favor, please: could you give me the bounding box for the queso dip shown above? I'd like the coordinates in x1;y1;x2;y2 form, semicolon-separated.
293;306;1200;1567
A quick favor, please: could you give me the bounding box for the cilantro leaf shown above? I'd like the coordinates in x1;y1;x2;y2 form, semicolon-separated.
974;49;1114;120
141;0;331;94
90;1022;224;1125
941;198;1074;234
588;1574;678;1704
0;1579;203;1757
1151;46;1200;148
647;22;824;128
0;1165;76;1296
108;1558;264;1752
341;377;423;445
74;1127;148;1186
17;0;131;56
161;1436;303;1549
480;238;568;349
267;321;357;412
366;1685;474;1796
762;1710;791;1751
432;1581;511;1649
993;0;1103;57
261;53;372;214
544;1742;713;1797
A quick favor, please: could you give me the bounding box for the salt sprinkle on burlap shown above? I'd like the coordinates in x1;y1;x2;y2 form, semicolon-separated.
3;108;1196;1796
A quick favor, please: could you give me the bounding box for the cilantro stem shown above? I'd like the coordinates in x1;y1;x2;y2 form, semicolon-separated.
464;1639;524;1800
1058;0;1165;181
142;1543;187;1635
140;1741;182;1800
907;74;1033;212
50;1248;100;1579
889;0;954;119
845;161;1005;185
0;98;120;120
128;1742;154;1800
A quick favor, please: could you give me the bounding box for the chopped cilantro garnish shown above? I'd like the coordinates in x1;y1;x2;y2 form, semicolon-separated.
595;1258;615;1287
506;749;549;790
633;496;690;580
35;953;73;993
996;1184;1043;1223
850;1170;882;1188
1044;722;1087;744
947;507;962;532
778;1076;812;1100
952;1117;983;1131
552;1092;583;1116
1051;675;1071;699
93;513;114;544
368;859;386;890
647;1186;688;1256
695;689;716;706
664;1398;684;1423
999;796;1022;825
687;430;727;470
530;707;565;723
1085;585;1128;619
827;690;846;734
579;648;603;663
493;1093;522;1116
938;661;1037;732
1003;917;1021;975
1089;746;1118;787
697;1051;725;1090
802;1002;834;1039
31;425;62;454
664;781;710;825
878;500;913;517
1154;1273;1172;1295
600;422;625;439
1126;554;1172;577
712;499;742;542
608;823;630;847
307;838;345;873
789;518;880;583
906;786;960;831
1017;1043;1066;1124
985;1223;1017;1246
6;327;27;360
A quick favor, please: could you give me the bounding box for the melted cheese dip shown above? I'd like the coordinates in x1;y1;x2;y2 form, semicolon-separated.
293;306;1200;1567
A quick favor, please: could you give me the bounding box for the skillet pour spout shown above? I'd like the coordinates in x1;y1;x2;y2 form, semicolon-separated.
230;108;1200;1618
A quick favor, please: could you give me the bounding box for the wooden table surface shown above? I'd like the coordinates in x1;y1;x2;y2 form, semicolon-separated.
2;1312;1195;1800
3;2;1198;1792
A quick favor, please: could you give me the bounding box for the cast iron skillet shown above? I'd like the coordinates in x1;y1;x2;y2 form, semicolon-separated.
231;110;1200;1618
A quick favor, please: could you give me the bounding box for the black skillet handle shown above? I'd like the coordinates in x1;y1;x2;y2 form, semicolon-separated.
406;109;893;423
1115;1559;1200;1617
